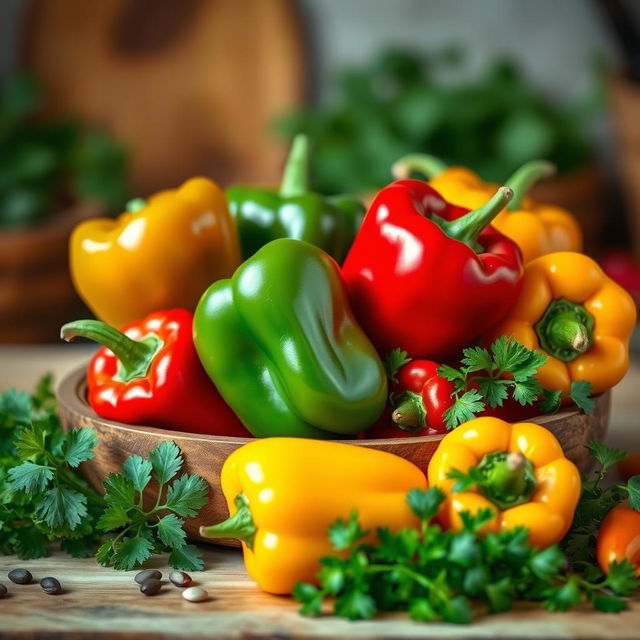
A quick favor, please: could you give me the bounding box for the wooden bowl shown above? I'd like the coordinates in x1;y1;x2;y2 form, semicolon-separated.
58;366;610;545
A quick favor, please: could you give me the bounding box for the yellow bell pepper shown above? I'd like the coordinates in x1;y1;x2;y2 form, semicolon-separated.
392;155;582;264
427;417;581;549
70;177;241;327
484;252;636;396
199;438;427;594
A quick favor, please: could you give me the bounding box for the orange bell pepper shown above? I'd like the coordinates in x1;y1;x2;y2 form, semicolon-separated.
484;252;636;396
70;177;241;327
597;505;640;576
392;155;582;264
427;417;581;549
198;438;427;594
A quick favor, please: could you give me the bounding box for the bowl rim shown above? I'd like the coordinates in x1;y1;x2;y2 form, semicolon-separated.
58;365;603;447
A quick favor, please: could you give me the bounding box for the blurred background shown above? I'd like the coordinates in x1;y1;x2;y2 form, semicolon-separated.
1;0;640;343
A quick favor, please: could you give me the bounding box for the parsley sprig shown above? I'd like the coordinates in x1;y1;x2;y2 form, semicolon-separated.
96;440;208;571
294;487;638;623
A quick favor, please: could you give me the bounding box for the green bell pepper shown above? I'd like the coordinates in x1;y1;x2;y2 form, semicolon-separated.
193;238;387;438
225;135;365;263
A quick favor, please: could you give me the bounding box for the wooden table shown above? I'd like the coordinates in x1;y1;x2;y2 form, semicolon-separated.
1;345;640;639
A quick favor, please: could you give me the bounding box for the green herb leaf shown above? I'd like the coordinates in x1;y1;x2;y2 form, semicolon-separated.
478;378;510;408
511;377;543;405
156;513;187;549
442;389;485;429
328;510;369;551
35;485;87;530
96;504;130;532
111;534;154;570
409;598;438;622
122;455;152;493
406;487;445;520
436;364;466;384
441;595;473;624
62;428;99;467
540;389;562;414
586;441;627;473
384;348;411;383
8;461;53;492
12;424;47;458
460;345;494;373
485;578;514;613
149;440;183;485
335;589;377;620
294;582;324;617
446;466;484;493
103;472;135;508
570;381;595;414
165;474;209;517
530;545;565;580
543;577;581;612
168;544;204;571
627;475;640;511
592;594;628;613
606;560;640;596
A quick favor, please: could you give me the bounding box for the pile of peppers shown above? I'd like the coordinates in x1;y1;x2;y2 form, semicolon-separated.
64;140;639;593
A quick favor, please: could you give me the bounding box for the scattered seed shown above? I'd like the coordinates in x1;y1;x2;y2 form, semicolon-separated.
40;577;63;595
8;569;32;585
182;586;208;602
140;578;162;596
169;570;192;587
134;569;162;584
0;584;7;598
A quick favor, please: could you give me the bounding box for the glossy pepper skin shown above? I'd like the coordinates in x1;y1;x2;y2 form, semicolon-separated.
597;505;640;576
70;177;241;328
226;135;365;263
199;438;427;594
194;238;388;438
341;179;523;360
428;417;581;549
484;252;637;396
61;309;249;436
393;155;582;264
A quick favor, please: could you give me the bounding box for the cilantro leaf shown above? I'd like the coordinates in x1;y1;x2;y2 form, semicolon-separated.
35;485;87;530
294;583;324;617
586;441;627;473
540;389;562;414
543;577;582;611
446;466;484;492
511;377;543;405
407;487;445;520
436;364;466;384
328;510;368;551
8;461;53;492
384;348;411;383
409;598;438;622
335;589;377;620
442;389;485;429
156;513;186;549
168;543;204;571
491;336;530;373
103;472;135;508
478;378;509;408
592;594;628;613
441;595;473;624
458;508;496;533
485;578;513;613
62;428;99;467
122;455;152;493
165;473;209;517
111;534;154;570
13;424;47;459
570;381;595;414
460;345;494;373
606;559;640;596
510;350;547;381
530;545;565;580
318;561;346;595
149;440;182;485
97;504;130;531
627;475;640;511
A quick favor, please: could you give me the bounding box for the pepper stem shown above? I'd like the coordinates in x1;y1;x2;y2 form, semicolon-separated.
535;298;594;362
60;320;163;383
477;451;536;510
434;186;513;252
199;494;256;549
504;160;556;211
391;392;426;431
391;154;448;180
279;134;310;198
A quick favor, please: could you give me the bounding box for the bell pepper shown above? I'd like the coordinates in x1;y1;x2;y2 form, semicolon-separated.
484;252;637;396
199;438;427;594
194;238;387;438
61;309;250;436
427;417;581;549
597;505;640;576
226;135;365;263
70;177;241;328
341;180;523;360
392;155;583;265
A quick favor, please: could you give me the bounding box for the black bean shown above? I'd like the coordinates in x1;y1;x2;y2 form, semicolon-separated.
0;584;7;598
134;569;162;584
169;570;192;587
140;577;162;596
8;568;32;585
40;577;63;595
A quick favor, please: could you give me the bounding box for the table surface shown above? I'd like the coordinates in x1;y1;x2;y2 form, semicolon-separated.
1;345;640;639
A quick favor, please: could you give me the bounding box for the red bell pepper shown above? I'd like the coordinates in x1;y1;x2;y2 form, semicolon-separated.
61;309;250;437
341;180;523;360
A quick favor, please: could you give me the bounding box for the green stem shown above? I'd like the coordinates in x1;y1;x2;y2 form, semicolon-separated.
391;392;426;431
391;154;448;180
279;134;310;197
434;186;513;252
477;452;536;510
61;320;163;383
199;494;256;549
503;160;555;211
535;298;594;363
368;563;433;590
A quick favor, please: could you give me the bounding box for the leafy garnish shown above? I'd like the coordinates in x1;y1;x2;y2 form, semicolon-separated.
569;381;595;414
294;488;636;624
384;348;411;384
96;440;208;571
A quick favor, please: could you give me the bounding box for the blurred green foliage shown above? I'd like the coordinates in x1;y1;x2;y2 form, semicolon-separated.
0;73;128;228
276;49;601;194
